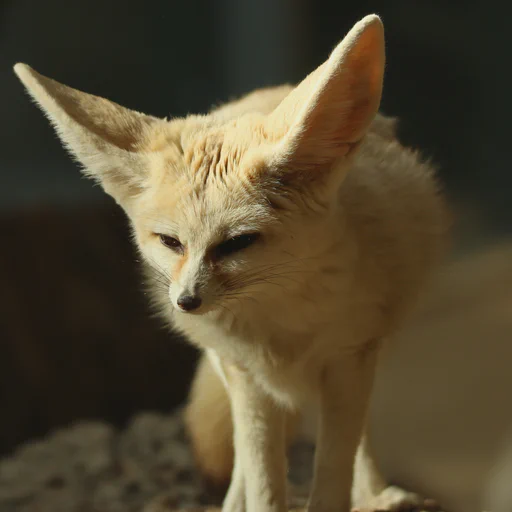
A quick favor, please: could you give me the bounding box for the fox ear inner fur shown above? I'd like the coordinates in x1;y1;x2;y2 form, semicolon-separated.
267;14;385;174
13;63;161;206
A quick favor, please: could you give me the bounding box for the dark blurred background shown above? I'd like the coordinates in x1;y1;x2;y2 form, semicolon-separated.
0;0;510;457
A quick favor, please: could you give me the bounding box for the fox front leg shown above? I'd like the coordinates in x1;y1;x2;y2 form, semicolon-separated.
223;365;287;512
222;451;245;512
308;342;380;512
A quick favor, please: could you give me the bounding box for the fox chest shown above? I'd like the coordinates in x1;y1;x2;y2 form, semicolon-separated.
173;276;385;406
176;312;341;407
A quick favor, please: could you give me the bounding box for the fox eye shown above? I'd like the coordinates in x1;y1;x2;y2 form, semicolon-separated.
159;234;183;253
216;233;261;258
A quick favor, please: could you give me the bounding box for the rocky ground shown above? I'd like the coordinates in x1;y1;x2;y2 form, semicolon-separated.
0;409;313;512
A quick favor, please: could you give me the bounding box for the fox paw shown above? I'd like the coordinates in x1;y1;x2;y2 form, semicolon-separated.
352;485;440;512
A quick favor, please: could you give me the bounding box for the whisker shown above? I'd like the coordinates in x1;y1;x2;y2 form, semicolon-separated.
143;254;173;283
217;302;237;317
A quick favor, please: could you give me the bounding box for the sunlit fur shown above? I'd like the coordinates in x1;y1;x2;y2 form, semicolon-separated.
15;14;448;512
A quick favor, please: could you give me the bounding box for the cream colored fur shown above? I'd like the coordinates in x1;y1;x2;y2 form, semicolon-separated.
14;14;448;512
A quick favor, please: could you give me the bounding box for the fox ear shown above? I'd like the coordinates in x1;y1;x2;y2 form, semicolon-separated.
268;14;385;174
14;64;161;206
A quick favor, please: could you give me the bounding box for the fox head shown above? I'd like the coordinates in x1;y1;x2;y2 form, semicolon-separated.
15;15;385;315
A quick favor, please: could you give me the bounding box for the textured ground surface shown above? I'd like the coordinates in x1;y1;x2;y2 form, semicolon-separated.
0;409;312;512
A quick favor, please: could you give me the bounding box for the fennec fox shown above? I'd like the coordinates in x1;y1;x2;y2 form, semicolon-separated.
15;15;447;512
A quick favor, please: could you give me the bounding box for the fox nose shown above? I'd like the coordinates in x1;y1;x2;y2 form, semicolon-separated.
177;294;202;312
